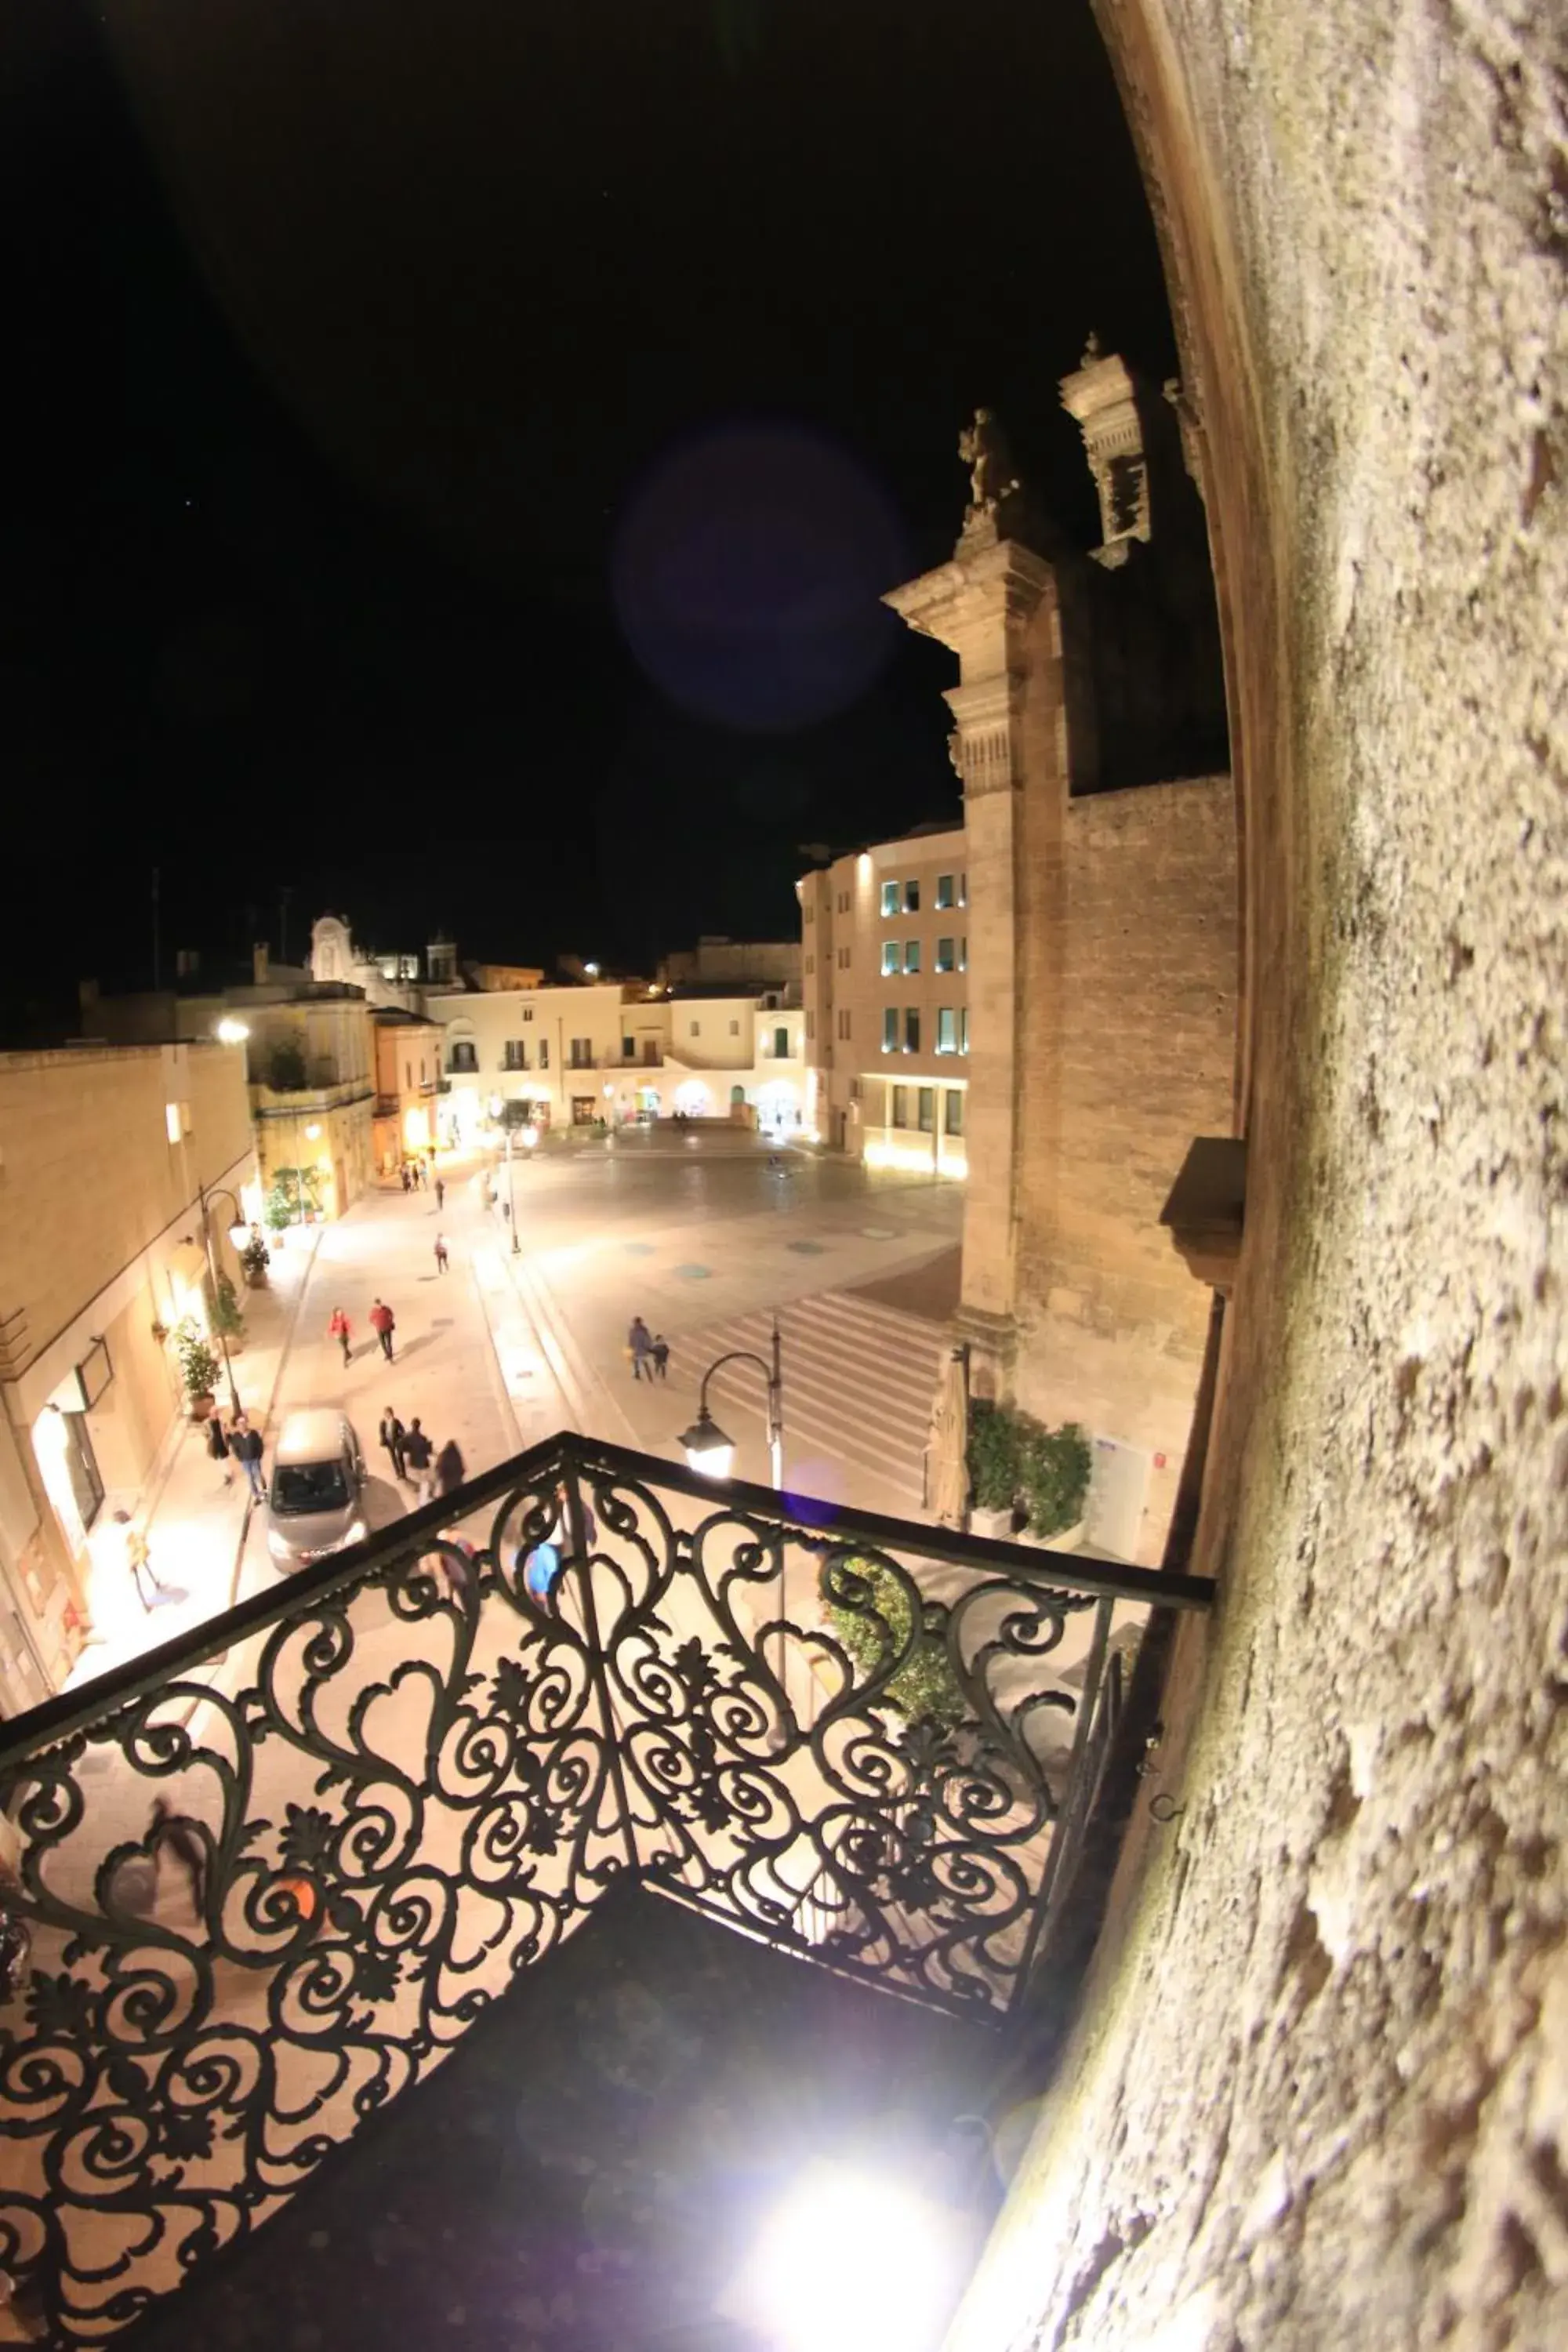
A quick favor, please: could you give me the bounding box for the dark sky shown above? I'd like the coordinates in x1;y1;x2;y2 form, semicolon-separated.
1;0;1174;1027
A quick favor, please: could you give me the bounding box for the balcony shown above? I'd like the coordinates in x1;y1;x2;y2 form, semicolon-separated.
0;1432;1211;2345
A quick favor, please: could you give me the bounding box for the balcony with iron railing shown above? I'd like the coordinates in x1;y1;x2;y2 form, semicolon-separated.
0;1432;1212;2347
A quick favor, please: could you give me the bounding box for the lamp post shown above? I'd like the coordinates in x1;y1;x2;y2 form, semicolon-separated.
506;1127;521;1253
680;1315;784;1491
195;1181;248;1419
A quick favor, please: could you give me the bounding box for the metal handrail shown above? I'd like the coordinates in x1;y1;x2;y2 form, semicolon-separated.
0;1431;1212;1769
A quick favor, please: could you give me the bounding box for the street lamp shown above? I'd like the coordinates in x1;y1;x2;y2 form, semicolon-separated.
214;1016;250;1047
681;1316;783;1490
195;1181;247;1417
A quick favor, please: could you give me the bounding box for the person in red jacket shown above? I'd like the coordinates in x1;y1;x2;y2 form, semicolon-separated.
369;1298;397;1362
328;1306;351;1367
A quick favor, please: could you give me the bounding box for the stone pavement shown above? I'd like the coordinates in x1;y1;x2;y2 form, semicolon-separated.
233;1156;570;1602
482;1124;965;1511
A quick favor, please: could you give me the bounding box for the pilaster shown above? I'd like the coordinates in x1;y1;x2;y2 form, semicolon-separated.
884;540;1056;1378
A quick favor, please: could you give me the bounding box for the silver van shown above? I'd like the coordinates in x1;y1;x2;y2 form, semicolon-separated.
264;1409;366;1569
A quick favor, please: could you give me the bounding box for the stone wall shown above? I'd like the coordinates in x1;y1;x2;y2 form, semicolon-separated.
952;2;1568;2348
1010;772;1237;1558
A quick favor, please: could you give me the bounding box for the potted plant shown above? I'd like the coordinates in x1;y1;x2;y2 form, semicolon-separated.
172;1319;221;1420
240;1234;271;1289
966;1399;1021;1540
1018;1420;1092;1548
822;1555;967;1733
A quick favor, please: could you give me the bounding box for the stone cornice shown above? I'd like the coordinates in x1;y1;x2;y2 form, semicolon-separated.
882;539;1057;655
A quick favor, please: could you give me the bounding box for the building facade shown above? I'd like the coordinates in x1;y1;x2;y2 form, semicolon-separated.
0;1041;255;1707
658;936;800;998
245;989;375;1223
800;827;970;1174
423;976;805;1142
370;1011;443;1177
869;353;1236;1564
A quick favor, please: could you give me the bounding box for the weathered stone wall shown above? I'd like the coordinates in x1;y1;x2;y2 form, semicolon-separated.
1011;771;1236;1559
950;1;1568;2347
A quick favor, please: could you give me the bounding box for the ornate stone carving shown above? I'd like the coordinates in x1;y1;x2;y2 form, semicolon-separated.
957;408;1035;550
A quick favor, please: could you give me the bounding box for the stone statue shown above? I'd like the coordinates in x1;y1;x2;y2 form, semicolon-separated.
959;407;1022;520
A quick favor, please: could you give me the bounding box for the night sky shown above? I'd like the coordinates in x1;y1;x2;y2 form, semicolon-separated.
2;0;1174;1032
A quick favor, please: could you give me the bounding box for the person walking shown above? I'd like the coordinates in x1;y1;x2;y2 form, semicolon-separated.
628;1315;653;1381
379;1406;407;1483
400;1163;412;1194
434;1175;445;1210
205;1410;234;1488
230;1414;267;1501
404;1417;434;1503
652;1333;670;1381
115;1511;175;1612
434;1233;450;1274
328;1306;352;1367
369;1298;397;1362
434;1437;466;1498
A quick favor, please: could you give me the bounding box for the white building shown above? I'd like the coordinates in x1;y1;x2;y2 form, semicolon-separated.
421;979;804;1142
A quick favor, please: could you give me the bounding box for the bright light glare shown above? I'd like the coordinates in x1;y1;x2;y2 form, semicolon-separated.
584;960;601;977
215;1017;250;1045
684;1438;735;1480
724;2163;962;2352
305;1123;322;1141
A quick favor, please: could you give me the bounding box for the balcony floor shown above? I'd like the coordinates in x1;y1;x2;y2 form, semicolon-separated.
120;1881;1000;2352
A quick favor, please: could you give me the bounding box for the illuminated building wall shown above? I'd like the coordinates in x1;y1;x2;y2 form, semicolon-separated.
0;1041;254;1701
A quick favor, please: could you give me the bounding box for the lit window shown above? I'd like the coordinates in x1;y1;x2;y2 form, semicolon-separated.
959;936;968;971
904;880;920;913
918;1087;935;1133
882;1007;898;1053
936;1008;956;1054
935;874;954;909
960;1008;970;1054
165;1102;181;1145
891;1085;909;1128
935;938;954;973
880;942;899;977
904;939;920;974
945;1089;964;1136
880;880;899;917
959;872;967;906
904;1008;920;1054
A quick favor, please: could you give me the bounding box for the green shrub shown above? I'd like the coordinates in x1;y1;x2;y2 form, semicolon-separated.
267;1043;308;1091
966;1399;1020;1512
207;1273;245;1342
823;1555;967;1733
1018;1421;1092;1539
239;1235;270;1279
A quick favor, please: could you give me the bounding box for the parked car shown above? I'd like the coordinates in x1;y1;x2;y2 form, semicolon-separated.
264;1409;367;1569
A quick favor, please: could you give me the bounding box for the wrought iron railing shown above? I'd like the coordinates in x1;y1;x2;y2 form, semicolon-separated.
0;1432;1212;2347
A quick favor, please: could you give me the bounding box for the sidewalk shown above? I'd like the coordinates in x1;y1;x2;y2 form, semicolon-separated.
67;1228;320;1692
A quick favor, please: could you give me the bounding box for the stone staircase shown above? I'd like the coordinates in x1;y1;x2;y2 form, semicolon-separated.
688;1287;949;1508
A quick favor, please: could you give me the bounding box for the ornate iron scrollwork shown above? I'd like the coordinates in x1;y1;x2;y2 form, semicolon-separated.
0;1431;1196;2345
